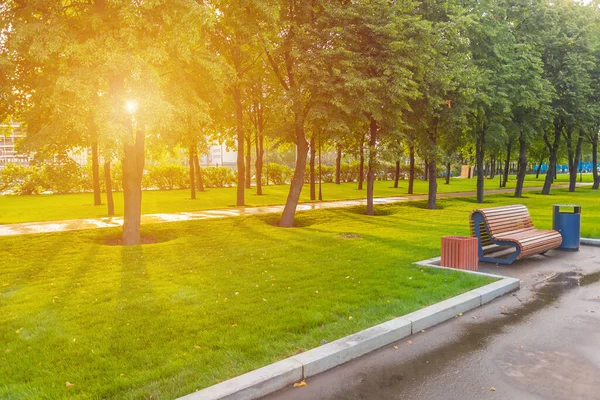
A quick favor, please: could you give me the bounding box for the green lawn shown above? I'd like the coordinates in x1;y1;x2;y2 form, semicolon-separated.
1;187;599;399
519;172;596;183
0;177;559;224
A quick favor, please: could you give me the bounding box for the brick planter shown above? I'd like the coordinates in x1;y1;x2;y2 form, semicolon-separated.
441;236;479;271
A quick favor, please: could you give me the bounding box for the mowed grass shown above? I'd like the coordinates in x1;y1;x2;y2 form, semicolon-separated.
519;172;596;183
0;176;561;224
1;188;599;399
0;198;496;399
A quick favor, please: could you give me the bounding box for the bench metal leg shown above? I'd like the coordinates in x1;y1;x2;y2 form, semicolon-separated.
472;213;521;265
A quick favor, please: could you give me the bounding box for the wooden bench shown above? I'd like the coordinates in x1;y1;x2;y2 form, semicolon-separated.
470;204;562;264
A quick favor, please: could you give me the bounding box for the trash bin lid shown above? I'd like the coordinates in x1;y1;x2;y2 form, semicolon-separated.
553;204;582;213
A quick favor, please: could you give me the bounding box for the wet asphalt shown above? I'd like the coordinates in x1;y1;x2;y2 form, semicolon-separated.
263;245;600;400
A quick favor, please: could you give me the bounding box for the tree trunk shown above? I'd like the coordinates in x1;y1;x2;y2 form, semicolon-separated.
245;134;252;189
394;161;400;188
91;141;102;206
536;160;543;179
193;151;204;192
427;128;438;210
568;129;584;192
122;124;145;246
309;134;316;200
233;84;245;206
408;144;415;194
358;132;365;190
489;157;495;179
279;113;309;227
335;144;342;184
476;130;485;203
189;143;196;200
318;129;323;201
502;140;511;188
428;159;437;209
366;118;377;216
104;160;114;216
255;131;264;195
424;161;429;181
542;122;562;195
445;162;451;185
592;138;599;190
514;135;527;198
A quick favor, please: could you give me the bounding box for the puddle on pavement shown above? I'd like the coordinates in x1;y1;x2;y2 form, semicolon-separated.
579;271;600;286
333;270;600;398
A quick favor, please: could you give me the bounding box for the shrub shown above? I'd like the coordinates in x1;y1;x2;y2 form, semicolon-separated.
42;160;85;194
81;161;123;192
264;163;292;185
0;164;44;195
145;165;188;190
203;166;236;188
375;162;394;181
340;161;360;183
303;164;336;184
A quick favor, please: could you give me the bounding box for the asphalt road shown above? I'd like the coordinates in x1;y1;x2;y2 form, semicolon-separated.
263;245;600;400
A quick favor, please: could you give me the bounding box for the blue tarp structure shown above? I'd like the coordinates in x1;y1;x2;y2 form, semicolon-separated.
538;161;597;173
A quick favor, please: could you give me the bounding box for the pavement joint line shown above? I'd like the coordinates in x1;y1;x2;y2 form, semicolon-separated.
179;262;519;400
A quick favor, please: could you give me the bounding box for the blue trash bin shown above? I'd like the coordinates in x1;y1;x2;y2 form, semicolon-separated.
552;204;581;250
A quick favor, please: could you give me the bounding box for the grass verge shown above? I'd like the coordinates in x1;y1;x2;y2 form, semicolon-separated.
0;176;572;224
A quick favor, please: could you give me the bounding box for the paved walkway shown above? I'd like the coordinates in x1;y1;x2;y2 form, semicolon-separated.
263;244;600;400
0;183;585;237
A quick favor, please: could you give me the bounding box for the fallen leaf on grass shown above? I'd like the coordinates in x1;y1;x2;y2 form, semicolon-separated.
293;381;307;387
194;345;201;349
348;316;353;320
66;382;75;387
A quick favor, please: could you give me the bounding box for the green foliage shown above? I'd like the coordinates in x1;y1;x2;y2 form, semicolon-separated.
0;164;43;195
144;165;188;190
265;163;292;185
202;166;236;188
41;160;85;194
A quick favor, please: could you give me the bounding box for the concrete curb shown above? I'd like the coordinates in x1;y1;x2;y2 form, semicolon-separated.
581;237;600;246
179;268;519;400
178;359;303;400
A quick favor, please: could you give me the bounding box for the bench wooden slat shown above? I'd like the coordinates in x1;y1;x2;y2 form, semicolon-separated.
469;204;562;264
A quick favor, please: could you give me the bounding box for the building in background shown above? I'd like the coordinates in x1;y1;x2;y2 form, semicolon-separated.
201;142;237;170
0;122;31;169
0;122;89;169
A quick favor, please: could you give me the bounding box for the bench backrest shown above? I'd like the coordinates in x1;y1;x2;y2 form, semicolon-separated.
470;205;534;244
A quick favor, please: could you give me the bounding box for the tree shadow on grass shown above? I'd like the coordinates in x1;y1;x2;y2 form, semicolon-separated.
99;227;175;246
442;197;495;205
345;205;396;216
259;214;316;228
405;200;447;210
